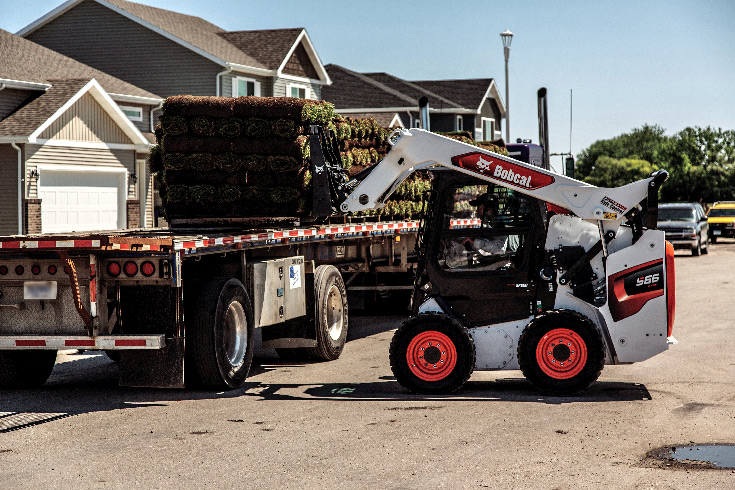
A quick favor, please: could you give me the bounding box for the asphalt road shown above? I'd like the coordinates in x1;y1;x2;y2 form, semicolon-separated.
1;241;735;489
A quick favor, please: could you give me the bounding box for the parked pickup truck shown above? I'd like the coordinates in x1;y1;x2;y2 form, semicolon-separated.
657;202;709;256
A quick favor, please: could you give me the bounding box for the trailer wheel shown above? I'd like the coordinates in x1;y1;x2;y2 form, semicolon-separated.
305;265;348;361
389;313;475;394
0;351;58;388
185;278;254;389
518;310;605;396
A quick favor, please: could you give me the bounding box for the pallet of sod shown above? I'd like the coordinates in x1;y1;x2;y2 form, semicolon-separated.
151;95;334;220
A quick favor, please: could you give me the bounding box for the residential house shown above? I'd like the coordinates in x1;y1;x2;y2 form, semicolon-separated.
322;64;506;141
19;0;331;101
0;29;162;235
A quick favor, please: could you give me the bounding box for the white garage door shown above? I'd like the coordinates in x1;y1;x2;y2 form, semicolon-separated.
38;170;125;233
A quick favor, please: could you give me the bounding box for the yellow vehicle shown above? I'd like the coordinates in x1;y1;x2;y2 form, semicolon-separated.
707;201;735;242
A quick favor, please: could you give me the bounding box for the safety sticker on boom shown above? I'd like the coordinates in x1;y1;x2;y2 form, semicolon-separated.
451;152;555;190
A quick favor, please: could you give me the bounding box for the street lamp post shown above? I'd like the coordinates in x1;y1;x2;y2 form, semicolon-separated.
500;29;514;143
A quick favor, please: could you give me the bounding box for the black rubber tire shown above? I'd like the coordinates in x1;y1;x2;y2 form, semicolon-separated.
702;235;709;254
692;237;702;256
104;350;121;363
0;350;58;388
305;265;348;361
185;278;254;389
389;313;475;394
518;310;605;396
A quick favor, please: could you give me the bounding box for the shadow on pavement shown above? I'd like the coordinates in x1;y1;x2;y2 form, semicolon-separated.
241;378;652;405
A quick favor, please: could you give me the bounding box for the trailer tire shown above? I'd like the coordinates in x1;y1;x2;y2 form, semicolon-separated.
0;350;57;388
306;265;348;361
185;278;254;389
518;310;605;396
389;313;475;394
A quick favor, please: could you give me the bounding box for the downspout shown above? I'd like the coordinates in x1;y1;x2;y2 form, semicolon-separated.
150;101;163;132
216;66;233;97
10;140;22;235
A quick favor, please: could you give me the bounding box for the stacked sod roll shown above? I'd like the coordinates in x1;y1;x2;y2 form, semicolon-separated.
148;95;509;223
149;95;334;220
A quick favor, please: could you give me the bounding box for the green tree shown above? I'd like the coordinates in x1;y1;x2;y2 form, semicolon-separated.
577;125;735;203
583;157;656;188
576;125;667;177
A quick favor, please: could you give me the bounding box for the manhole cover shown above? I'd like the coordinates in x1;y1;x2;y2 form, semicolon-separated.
646;444;735;470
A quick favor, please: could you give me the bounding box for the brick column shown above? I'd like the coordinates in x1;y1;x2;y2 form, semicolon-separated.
126;200;140;229
25;199;42;235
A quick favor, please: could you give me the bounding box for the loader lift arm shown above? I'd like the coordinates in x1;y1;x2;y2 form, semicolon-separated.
338;128;667;227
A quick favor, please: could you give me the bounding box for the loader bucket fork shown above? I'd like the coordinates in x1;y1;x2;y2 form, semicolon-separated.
309;125;351;218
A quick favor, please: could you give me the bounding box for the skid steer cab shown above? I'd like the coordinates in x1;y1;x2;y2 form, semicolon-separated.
337;128;676;396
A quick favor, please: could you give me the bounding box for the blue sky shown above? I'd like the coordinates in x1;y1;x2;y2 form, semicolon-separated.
2;0;733;172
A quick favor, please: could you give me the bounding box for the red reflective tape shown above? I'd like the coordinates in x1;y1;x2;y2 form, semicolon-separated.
89;263;97;302
119;243;131;250
223;237;234;244
16;339;46;347
2;241;20;249
115;339;147;347
38;240;57;248
74;240;95;247
181;241;196;249
66;339;95;347
150;244;160;251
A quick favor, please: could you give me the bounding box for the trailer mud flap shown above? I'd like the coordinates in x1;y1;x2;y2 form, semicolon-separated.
119;337;184;388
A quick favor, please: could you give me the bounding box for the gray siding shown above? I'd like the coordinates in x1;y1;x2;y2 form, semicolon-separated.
0;88;36;120
0;145;19;235
221;73;273;98
480;99;503;133
25;145;136;199
116;103;154;133
429;113;458;133
26;0;222;97
273;76;320;100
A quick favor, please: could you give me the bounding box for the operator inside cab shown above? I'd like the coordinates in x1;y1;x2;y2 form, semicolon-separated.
441;189;520;270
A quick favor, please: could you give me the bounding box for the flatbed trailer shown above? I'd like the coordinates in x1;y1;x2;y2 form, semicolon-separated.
0;218;437;388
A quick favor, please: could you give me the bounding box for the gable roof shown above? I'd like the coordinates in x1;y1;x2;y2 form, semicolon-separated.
0;28;160;101
19;0;330;82
362;72;461;110
219;28;303;70
0;78;149;147
412;79;502;114
323;64;505;115
322;64;415;109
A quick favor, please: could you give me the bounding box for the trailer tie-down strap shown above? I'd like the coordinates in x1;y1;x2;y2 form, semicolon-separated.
59;252;93;335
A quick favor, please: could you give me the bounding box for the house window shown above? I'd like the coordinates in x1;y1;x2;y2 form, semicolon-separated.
120;106;143;122
481;118;495;141
287;83;308;99
456;115;463;131
233;77;261;97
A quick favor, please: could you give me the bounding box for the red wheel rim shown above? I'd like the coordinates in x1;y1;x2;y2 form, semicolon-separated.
406;330;457;381
535;328;587;379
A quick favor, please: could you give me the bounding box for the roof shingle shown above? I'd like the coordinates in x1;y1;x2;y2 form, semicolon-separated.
103;0;266;68
218;29;304;70
323;64;496;112
0;79;91;137
0;29;160;99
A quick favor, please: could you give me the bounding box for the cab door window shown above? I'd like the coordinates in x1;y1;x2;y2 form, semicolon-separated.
437;184;531;272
